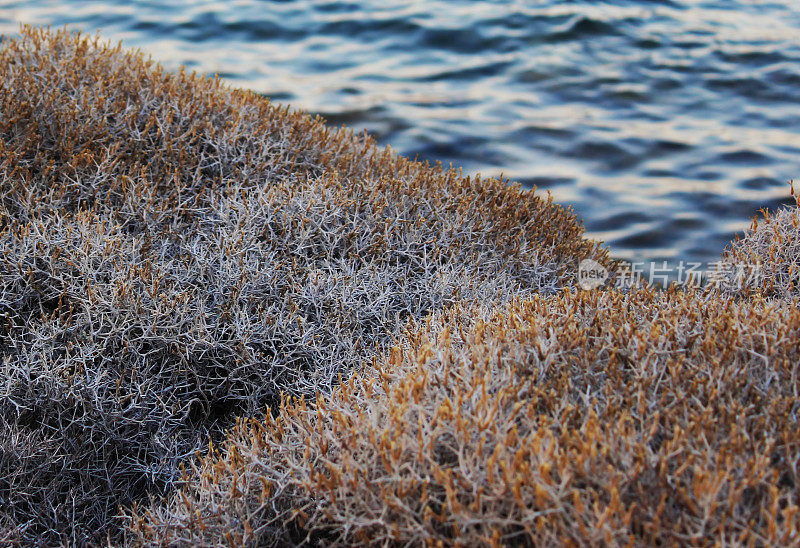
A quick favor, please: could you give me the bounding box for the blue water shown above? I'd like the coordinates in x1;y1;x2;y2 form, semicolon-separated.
2;1;800;268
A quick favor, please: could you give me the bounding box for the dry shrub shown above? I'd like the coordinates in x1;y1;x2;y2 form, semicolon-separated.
130;286;800;546
714;192;800;300
0;27;606;543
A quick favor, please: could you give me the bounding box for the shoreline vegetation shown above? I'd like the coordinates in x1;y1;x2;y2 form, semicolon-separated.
1;27;798;545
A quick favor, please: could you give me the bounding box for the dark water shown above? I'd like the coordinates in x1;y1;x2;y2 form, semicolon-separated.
2;1;800;268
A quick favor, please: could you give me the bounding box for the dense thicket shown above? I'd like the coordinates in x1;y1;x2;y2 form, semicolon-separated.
0;27;605;543
131;282;800;546
714;192;800;300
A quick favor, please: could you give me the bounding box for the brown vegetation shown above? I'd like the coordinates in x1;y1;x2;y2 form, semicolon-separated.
714;190;800;300
0;27;605;543
3;25;799;547
130;286;800;546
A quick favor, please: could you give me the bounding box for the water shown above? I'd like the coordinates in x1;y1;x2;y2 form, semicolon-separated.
2;1;800;269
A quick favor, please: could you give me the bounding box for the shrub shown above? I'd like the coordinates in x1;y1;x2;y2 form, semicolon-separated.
713;192;800;300
130;287;800;546
0;27;605;543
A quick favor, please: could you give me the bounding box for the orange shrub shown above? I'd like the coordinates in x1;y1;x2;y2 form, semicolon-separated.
0;27;605;543
714;192;800;300
130;286;800;546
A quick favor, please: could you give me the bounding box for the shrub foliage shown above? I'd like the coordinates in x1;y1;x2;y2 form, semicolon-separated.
714;192;800;300
0;27;605;543
131;286;800;546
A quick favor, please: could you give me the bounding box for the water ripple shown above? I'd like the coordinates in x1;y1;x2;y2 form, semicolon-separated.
1;0;800;266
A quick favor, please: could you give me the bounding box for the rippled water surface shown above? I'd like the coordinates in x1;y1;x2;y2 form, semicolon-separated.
3;0;800;266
